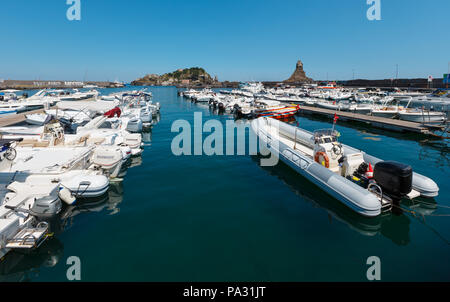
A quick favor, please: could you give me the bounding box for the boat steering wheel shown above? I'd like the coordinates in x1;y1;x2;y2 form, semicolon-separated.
331;143;343;159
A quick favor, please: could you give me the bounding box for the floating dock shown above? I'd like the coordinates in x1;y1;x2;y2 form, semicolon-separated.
298;105;448;137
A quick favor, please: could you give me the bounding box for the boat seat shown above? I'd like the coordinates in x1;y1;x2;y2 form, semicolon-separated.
34;141;50;148
18;140;50;148
18;139;38;147
342;152;365;177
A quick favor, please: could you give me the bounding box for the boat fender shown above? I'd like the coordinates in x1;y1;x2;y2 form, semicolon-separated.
59;187;76;205
315;151;330;168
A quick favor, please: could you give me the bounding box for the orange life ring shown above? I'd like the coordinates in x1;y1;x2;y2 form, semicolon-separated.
315;151;330;168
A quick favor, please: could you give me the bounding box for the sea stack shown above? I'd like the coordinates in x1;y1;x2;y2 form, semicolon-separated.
285;60;313;83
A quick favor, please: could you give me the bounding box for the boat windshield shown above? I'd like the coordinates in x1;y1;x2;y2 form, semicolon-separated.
313;129;339;143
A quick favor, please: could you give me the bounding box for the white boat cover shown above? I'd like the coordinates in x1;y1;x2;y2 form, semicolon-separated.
57;101;119;113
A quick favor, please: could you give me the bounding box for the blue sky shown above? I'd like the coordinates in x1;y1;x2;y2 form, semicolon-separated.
0;0;449;82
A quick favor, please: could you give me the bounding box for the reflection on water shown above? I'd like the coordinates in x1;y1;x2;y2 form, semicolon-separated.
0;180;127;281
142;131;152;145
129;156;143;169
153;113;161;125
252;153;450;246
0;238;63;282
251;155;414;245
418;140;450;171
402;198;438;217
59;182;124;230
142;113;159;145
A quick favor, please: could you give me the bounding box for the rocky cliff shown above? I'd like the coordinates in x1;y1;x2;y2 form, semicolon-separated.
285;60;313;83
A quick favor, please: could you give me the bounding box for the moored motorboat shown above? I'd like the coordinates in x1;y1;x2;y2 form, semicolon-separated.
397;98;447;124
251;117;439;217
0;104;26;116
0;88;162;260
316;101;350;111
348;103;373;114
398;109;447;124
254;105;300;120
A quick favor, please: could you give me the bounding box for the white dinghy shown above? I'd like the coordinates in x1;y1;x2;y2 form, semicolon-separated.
251;117;439;217
0;139;111;200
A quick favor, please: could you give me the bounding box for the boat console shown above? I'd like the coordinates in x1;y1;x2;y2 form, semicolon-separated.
41;120;66;146
313;129;343;173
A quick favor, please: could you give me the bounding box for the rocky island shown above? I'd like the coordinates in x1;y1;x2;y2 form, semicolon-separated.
284;60;313;84
131;60;316;88
131;67;225;87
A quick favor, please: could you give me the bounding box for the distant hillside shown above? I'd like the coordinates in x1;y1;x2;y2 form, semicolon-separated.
131;67;217;86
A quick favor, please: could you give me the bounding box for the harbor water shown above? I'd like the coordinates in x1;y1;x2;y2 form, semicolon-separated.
1;87;449;282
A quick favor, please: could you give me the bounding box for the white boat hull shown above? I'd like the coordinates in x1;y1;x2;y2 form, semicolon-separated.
398;112;446;123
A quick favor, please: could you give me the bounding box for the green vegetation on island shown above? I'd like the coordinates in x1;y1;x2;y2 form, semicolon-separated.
131;67;218;87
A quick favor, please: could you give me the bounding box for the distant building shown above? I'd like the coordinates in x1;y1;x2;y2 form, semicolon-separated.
0;79;116;89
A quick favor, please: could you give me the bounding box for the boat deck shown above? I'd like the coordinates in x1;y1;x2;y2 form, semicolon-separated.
297;105;448;137
0;107;52;127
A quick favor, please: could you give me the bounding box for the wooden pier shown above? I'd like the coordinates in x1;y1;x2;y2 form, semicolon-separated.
298;105;448;137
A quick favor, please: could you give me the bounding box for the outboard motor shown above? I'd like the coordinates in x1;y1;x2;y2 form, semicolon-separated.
31;195;62;219
373;161;413;201
233;104;241;116
91;146;123;178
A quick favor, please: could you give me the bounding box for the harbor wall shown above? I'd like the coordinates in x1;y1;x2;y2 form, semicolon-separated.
261;78;448;89
0;80;123;89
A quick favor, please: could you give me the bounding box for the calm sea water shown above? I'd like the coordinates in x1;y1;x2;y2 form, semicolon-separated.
1;86;449;282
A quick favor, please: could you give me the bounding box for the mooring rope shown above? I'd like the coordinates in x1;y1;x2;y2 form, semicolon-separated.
410;200;450;210
392;203;450;218
391;204;450;245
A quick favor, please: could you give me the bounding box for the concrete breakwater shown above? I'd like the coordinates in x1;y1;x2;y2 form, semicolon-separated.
0;80;124;90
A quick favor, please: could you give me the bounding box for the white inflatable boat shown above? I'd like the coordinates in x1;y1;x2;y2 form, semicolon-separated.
251;117;439;217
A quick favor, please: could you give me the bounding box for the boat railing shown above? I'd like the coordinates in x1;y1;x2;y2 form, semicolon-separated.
6;221;49;250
